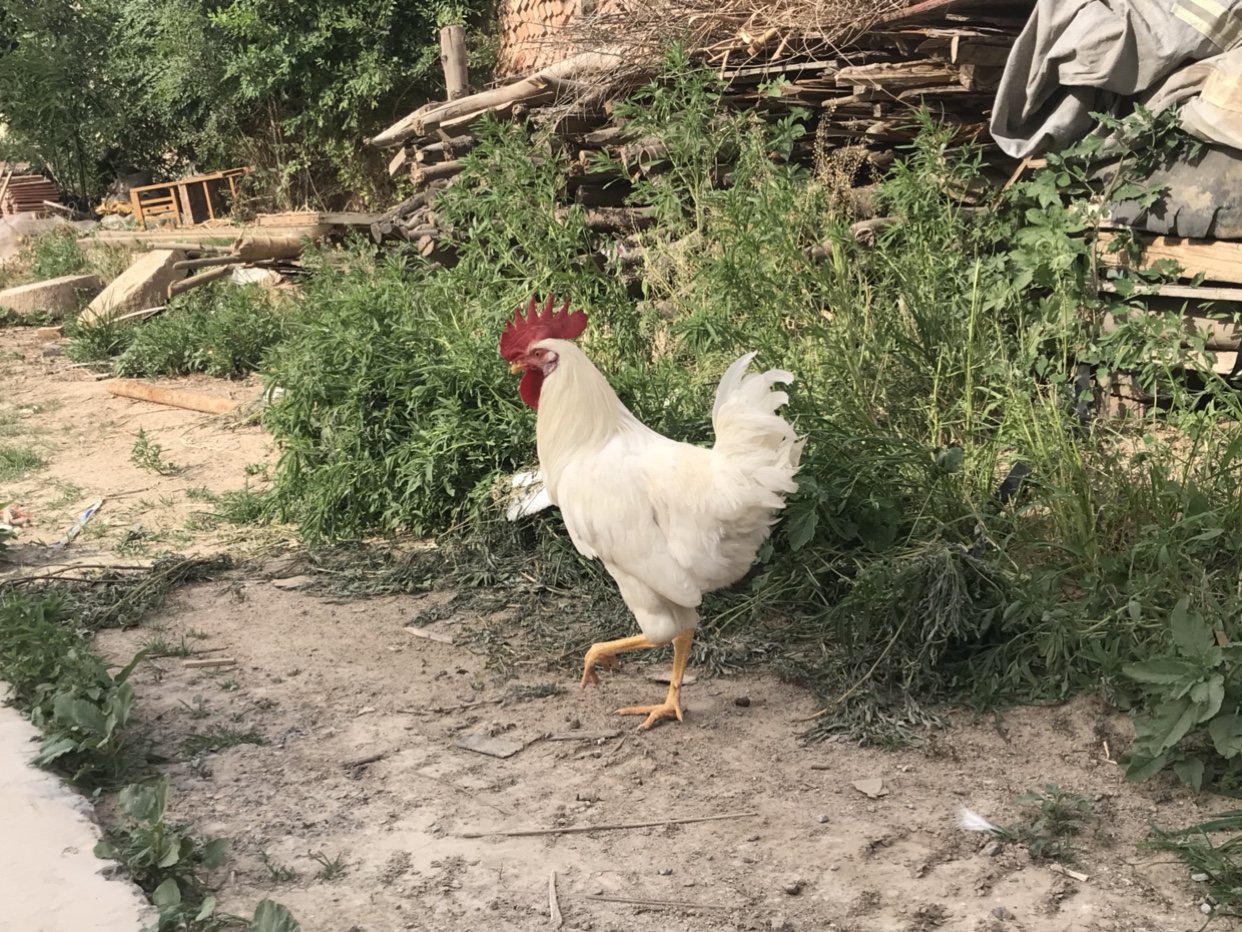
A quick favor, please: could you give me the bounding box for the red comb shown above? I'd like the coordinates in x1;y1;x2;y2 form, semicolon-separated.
499;293;588;361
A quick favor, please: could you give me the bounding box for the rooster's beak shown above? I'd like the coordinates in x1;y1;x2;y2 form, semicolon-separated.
509;362;525;374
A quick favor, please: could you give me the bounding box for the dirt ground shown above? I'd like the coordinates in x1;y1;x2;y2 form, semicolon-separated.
0;325;1234;931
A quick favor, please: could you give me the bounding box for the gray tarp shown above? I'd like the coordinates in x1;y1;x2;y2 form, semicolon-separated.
991;0;1242;159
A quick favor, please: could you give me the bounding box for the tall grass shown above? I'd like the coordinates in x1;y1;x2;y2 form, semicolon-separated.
253;59;1242;779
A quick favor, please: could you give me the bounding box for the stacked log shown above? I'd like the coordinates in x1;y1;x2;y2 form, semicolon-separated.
368;0;1036;243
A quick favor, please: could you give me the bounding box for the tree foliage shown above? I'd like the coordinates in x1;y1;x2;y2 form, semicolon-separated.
0;0;489;205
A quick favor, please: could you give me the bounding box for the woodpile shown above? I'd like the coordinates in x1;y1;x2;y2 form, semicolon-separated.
369;0;1034;245
0;171;64;216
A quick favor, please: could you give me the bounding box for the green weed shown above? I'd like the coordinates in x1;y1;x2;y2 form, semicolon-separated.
257;849;300;884
181;725;262;757
130;428;179;475
27;228;87;281
1006;784;1095;865
0;443;45;479
308;850;347;881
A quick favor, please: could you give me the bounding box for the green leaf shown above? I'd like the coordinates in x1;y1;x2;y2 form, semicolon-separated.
1123;658;1198;685
196;896;218;921
1150;696;1199;754
784;508;817;551
249;899;302;932
1125;749;1169;781
1189;675;1225;722
1169;597;1213;658
152;878;181;910
1174;756;1206;792
202;837;230;869
34;735;80;764
1208;714;1242;758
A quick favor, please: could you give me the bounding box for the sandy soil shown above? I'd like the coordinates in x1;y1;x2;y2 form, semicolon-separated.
0;323;1234;932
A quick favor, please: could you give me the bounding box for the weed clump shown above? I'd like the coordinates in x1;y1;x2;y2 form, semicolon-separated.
67;281;289;378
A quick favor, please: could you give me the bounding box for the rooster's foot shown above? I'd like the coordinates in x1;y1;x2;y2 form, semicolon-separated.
616;698;684;731
580;650;620;687
579;635;661;688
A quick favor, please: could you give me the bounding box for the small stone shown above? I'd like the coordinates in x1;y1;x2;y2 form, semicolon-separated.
1201;903;1213;915
991;906;1015;920
817;814;830;824
735;696;751;707
658;867;673;876
568;718;582;730
783;880;803;896
1191;873;1210;882
984;841;1005;857
830;864;839;871
769;913;793;931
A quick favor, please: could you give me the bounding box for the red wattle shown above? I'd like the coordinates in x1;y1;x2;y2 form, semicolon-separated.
519;368;544;409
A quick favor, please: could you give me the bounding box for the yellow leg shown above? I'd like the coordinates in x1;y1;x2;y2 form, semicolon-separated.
616;630;694;731
580;634;661;688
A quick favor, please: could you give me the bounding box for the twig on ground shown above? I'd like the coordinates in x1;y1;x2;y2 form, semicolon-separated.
460;810;758;839
570;894;739;910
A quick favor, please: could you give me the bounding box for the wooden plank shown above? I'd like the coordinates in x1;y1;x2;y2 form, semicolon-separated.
1096;233;1242;286
1098;281;1242;303
836;61;960;89
387;148;409;177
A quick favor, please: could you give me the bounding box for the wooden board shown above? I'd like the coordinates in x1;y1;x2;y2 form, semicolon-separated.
1096;233;1242;286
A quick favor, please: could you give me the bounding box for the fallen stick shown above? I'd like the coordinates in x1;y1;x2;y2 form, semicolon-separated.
182;658;238;669
570;894;738;910
150;242;231;254
168;265;232;297
545;731;621;742
404;625;454;644
549;870;563;929
459;810;758;839
343;751;389;770
1049;863;1089;882
107;380;238;415
114;305;167;324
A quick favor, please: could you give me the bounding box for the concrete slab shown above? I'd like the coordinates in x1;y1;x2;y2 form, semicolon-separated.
0;695;153;931
81;249;186;323
0;274;104;315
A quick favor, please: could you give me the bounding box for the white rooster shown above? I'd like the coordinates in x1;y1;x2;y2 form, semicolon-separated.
501;295;803;730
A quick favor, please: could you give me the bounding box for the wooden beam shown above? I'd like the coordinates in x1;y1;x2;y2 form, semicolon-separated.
107;380;237;415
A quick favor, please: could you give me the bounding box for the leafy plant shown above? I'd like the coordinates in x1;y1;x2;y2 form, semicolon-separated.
131;428;179;476
1007;784;1095;864
112;283;290;380
1123;597;1242;791
94;777;228;930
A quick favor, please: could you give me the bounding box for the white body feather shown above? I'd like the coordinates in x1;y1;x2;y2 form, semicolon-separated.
532;339;803;644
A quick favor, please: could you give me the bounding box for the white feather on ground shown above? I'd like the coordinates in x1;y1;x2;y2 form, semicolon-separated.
958;806;1004;834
